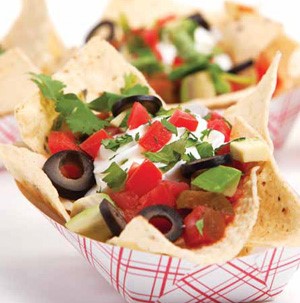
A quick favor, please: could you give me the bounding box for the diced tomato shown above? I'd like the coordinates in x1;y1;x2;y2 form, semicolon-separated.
183;206;226;248
149;217;173;234
79;129;111;159
127;162;140;179
205;111;223;121
126;160;162;197
207;118;231;142
169;110;198;131
232;160;256;174
48;131;80;155
156;14;176;28
173;56;184;67
110;190;139;211
146;74;176;104
96;112;110;120
141;29;162;61
163;180;190;199
139;121;172;152
139;181;176;209
127;102;151;130
60;164;83;180
228;181;244;207
138;180;189;210
104;126;123;136
123;208;139;223
216;144;230;155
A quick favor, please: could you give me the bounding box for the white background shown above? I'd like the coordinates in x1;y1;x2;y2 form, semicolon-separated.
0;1;299;302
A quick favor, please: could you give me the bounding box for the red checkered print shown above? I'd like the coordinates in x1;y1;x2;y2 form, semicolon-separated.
269;88;300;148
0;115;20;170
49;218;300;303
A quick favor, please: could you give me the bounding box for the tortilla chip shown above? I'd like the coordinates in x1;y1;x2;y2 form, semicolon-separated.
1;0;66;73
109;167;259;265
0;144;69;223
225;52;281;150
102;0;195;28
220;15;283;63
0;48;39;116
181;86;255;110
230;117;300;247
15;37;157;155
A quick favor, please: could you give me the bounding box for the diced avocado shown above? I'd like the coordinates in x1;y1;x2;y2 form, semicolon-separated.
191;165;242;197
181;71;216;102
66;204;112;242
230;138;270;163
71;193;114;217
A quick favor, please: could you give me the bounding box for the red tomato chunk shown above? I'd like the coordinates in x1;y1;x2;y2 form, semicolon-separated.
79;129;111;159
48;131;80;155
127;102;151;130
183;205;226;248
207;118;231;142
169;110;198;131
125;160;162;197
139;121;172;152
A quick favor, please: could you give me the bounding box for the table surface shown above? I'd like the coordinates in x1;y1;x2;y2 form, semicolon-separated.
0;1;300;302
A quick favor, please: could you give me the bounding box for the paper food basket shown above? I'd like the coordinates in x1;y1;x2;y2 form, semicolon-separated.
49;217;300;303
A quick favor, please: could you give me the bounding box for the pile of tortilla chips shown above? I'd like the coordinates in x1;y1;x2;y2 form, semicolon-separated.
96;0;300;108
0;36;299;265
0;0;74;116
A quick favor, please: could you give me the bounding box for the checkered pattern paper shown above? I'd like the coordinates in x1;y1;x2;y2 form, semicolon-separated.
269;88;300;148
50;219;300;303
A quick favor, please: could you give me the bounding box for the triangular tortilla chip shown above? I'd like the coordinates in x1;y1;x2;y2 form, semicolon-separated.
102;0;195;28
220;14;283;63
15;37;157;155
0;48;39;116
1;0;66;73
109;167;259;265
0;144;69;223
230;117;300;247
225;52;281;150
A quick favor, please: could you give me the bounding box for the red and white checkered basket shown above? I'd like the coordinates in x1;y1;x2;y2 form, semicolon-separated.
49;219;300;303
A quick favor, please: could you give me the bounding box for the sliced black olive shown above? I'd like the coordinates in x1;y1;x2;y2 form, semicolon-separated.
181;154;232;178
111;95;163;117
99;199;127;237
85;20;115;43
188;13;211;31
139;205;183;242
43;150;96;200
227;59;254;74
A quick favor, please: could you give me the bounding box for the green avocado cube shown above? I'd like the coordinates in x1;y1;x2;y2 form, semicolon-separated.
192;165;242;196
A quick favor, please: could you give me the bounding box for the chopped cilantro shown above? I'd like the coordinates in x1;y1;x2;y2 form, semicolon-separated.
200;129;212;141
102;162;127;190
102;134;133;152
144;138;186;172
31;74;108;135
196;219;204;236
196;142;214;158
88;92;122;112
161;118;178;135
156;107;179;117
135;132;140;141
121;73;150;95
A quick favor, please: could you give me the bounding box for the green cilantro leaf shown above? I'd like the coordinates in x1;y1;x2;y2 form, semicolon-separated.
102;134;133;152
56;94;108;135
161;118;178;135
121;73;150;95
144;138;186;172
196;219;204;236
102;162;127;190
209;64;231;94
156;107;178;117
31;73;65;101
88;92;122;112
135;132;140;141
196;142;214;158
200;129;212;141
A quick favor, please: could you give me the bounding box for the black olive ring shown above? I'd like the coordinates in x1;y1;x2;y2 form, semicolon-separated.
43;150;96;200
227;59;254;74
100;199;127;237
112;95;163;117
181;154;232;178
85;20;115;43
188;13;211;31
139;205;183;242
